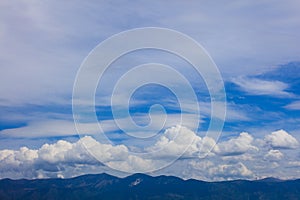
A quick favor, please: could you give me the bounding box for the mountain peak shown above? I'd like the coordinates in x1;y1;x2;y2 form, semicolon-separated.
256;177;282;182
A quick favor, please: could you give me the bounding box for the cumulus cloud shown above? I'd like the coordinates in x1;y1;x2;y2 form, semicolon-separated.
189;160;253;181
212;162;253;180
147;126;197;157
214;132;258;156
0;136;131;178
0;127;136;178
0;126;214;179
147;125;217;159
0;126;299;181
264;150;283;161
265;129;299;149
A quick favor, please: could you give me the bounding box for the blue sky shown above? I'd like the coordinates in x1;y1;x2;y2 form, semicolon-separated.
0;0;300;180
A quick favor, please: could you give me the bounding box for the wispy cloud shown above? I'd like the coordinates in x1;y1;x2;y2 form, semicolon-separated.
0;113;202;138
1;0;300;106
284;101;300;110
232;77;293;97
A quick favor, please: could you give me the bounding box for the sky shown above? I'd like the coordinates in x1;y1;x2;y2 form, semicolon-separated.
0;0;300;181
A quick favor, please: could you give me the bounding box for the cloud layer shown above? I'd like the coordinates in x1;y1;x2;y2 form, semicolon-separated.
0;126;299;181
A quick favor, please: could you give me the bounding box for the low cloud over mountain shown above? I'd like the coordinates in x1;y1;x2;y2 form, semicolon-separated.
0;126;298;181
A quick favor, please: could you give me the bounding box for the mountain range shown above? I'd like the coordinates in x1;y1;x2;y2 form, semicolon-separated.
0;173;299;200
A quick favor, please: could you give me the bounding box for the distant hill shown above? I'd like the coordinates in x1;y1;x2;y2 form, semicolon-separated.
0;173;299;200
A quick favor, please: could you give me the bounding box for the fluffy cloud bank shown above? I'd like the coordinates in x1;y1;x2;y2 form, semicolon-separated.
0;126;299;180
189;160;253;181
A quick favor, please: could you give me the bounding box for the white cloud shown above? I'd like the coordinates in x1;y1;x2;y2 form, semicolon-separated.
264;150;283;161
189;160;253;181
284;101;300;110
108;155;154;173
232;77;292;97
0;126;214;179
214;132;258;156
0;120;105;138
0;126;300;181
147;125;198;158
288;161;300;167
147;125;216;159
212;162;253;180
0;136;131;178
265;129;299;149
38;140;73;164
78;136;129;163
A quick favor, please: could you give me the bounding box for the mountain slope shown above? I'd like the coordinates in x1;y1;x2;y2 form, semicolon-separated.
0;174;299;200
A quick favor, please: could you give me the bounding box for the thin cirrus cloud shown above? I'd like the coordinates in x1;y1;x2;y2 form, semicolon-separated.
0;113;201;138
284;101;300;110
1;1;300;106
232;76;293;97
